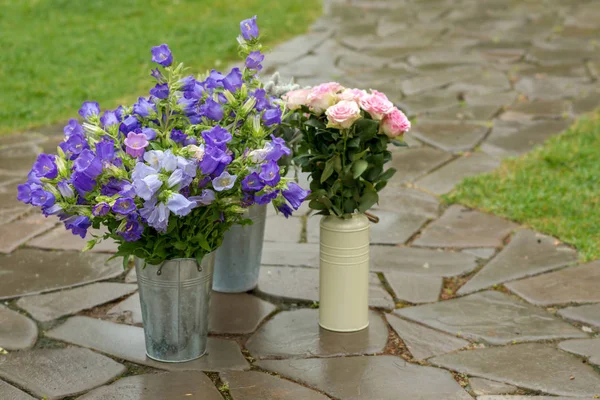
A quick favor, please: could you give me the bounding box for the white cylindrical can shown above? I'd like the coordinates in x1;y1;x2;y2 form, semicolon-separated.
319;213;370;332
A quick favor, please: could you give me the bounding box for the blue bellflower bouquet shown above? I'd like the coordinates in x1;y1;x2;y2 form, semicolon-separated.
17;16;309;266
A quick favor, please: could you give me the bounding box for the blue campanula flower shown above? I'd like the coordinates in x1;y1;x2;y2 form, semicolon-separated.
184;137;197;146
17;183;34;204
212;171;237;192
245;51;264;70
255;190;278;205
259;160;280;186
92;202;110;216
262;107;282;127
201;126;231;150
143;150;164;170
151;68;166;83
150;83;169;99
167;193;195;216
64;215;92;238
200;146;232;176
265;135;292;161
222;68;243;92
176;156;197;178
170;129;187;144
31;189;55;207
124;132;149;158
141;128;158;140
114;106;125;121
185;81;205;99
42;203;63;217
32;153;58;179
132;162;158;181
71;171;96;196
151;44;173;67
277;203;293;218
133;97;157;118
283;182;310;210
60;132;89;160
113;197;136;215
204;70;224;89
133;173;162;201
200;98;224;121
241;172;265;192
96;139;115;162
57;180;75;199
189;189;215;206
240;15;259;40
140;199;170;233
119;115;140;134
63;119;84;138
160;150;178;172
78;101;100;120
100;110;119;128
74;149;103;179
179;76;196;92
252;89;269;111
118;214;144;241
167;169;185;189
241;192;255;207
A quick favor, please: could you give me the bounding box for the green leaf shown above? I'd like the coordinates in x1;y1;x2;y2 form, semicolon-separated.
195;233;211;252
355;119;379;141
391;139;408;147
358;189;379;212
309;199;328;210
321;157;336;183
347;137;361;148
350;149;369;162
305;118;326;129
82;239;97;252
378;167;397;181
352;160;369;179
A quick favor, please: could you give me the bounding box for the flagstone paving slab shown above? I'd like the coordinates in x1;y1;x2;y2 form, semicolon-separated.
0;213;57;254
431;343;600;397
27;226;118;253
0;305;38;350
261;242;319;268
17;282;137;322
0;379;35;400
0;347;125;400
258;355;473;400
478;397;596;400
386;314;469;360
506;261;600;306
387;146;453;187
500;100;570;121
221;371;330;400
375;187;440;218
264;215;302;243
257;266;394;309
78;371;223;400
371;246;479;277
0;249;123;300
109;292;276;334
411;121;489;153
397;291;586;345
462;248;496;259
384;272;442;303
413;205;518;249
246;309;388;359
558;304;600;329
558;338;600;366
46;316;249;372
458;229;577;295
415;152;500;195
469;378;518;396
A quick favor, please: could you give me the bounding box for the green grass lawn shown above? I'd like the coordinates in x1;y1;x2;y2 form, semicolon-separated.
445;111;600;262
0;0;321;134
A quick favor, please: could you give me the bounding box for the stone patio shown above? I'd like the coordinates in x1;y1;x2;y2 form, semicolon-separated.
1;0;599;398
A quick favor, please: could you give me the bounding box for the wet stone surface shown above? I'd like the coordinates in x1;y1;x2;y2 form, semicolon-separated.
27;226;118;253
0;305;38;350
221;371;330;400
384;272;442;304
558;304;600;329
386;146;453;187
0;379;35;400
411;121;489;153
559;338;600;366
0;213;57;254
469;377;518;396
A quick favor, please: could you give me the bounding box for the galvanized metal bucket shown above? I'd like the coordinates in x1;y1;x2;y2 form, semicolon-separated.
213;204;267;293
135;253;215;363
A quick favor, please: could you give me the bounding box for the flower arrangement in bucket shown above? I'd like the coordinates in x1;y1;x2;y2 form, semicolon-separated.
284;83;410;332
17;15;308;362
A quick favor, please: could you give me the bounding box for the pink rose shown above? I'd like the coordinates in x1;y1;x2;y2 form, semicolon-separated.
325;100;362;129
338;88;367;102
283;89;311;110
359;90;394;120
307;82;344;115
380;108;411;138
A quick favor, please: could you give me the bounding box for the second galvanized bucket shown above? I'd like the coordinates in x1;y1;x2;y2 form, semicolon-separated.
213;204;267;293
135;253;215;363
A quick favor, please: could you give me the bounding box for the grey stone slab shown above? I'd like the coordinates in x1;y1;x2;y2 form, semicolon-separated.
411;121;489;153
27;226;118;253
0;213;57;254
459;230;578;295
500;100;570;121
258;355;473;400
558;304;600;329
0;133;46;149
222;370;329;400
478;397;595;400
264;215;302;243
506;261;600;306
469;378;518;396
572;91;600;115
462;248;496;259
482;119;571;158
261;242;319;267
109;291;276;334
371;246;479;277
124;267;136;283
408;50;485;67
386;314;469;360
422;104;501;122
414;205;518;249
261;31;333;72
78;371;223;400
46;316;249;372
401;69;475;96
384;272;442;303
375;187;440;218
0;305;37;350
387;146;453;187
0;379;35;400
0;249;123;300
397;291;587;345
17;282;136;322
306;211;428;245
559;338;600;366
415;152;500;195
514;76;589;101
0;347;125;400
246;309;388;359
257;266;394;309
0;144;39;174
431;343;600;397
398;91;459;115
464;92;518;108
446;69;512;96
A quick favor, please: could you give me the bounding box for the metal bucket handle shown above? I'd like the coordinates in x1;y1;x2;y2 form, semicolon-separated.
155;260;203;276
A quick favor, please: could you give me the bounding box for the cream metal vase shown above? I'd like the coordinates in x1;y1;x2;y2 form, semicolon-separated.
319;213;370;332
